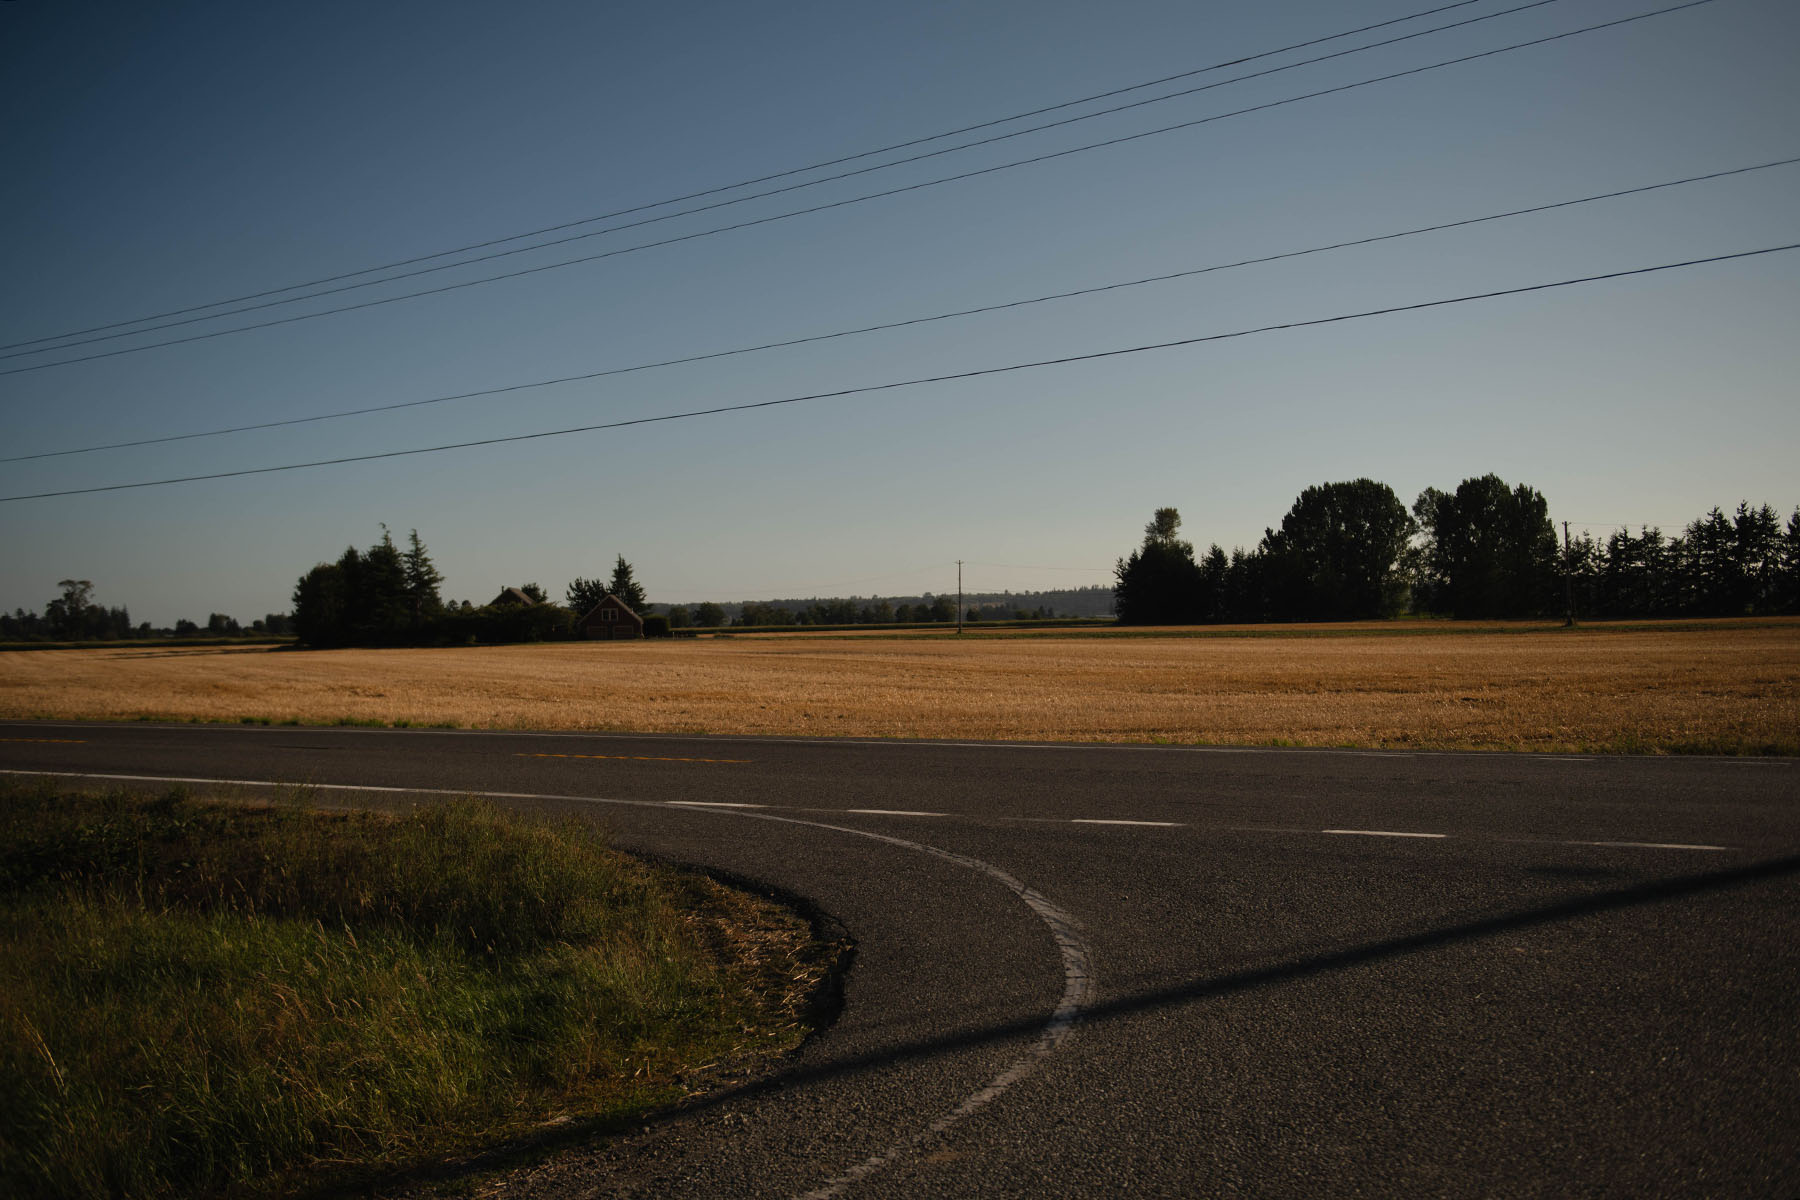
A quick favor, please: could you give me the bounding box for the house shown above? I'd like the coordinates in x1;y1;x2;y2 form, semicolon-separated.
578;593;644;640
490;587;537;608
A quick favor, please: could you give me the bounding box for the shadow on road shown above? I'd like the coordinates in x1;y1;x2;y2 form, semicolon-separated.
349;850;1800;1197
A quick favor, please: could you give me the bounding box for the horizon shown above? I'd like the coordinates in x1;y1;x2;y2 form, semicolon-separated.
3;0;1796;626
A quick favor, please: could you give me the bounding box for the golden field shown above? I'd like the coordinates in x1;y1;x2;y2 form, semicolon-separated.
2;620;1796;753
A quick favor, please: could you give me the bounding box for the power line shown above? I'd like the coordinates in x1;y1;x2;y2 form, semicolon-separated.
5;242;1790;504
0;0;1581;364
0;0;1711;378
963;563;1116;572
7;152;1789;464
0;0;1500;354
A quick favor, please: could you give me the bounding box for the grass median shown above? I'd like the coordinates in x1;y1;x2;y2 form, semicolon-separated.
0;780;838;1199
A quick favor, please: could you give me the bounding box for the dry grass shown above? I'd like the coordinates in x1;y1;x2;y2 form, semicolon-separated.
2;620;1797;753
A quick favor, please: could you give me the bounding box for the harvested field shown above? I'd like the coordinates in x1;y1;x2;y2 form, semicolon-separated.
1;620;1796;754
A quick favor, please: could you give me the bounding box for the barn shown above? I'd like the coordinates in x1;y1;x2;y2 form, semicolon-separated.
578;593;645;640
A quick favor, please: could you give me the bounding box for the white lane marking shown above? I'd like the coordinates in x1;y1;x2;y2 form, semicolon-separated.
1579;840;1732;852
1322;829;1448;839
0;772;1745;856
776;818;1089;1200
1;767;1091;1200
1072;818;1182;827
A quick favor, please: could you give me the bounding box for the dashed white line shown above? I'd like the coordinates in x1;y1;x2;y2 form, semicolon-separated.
844;808;944;817
1072;818;1183;827
1580;840;1731;852
1323;829;1448;839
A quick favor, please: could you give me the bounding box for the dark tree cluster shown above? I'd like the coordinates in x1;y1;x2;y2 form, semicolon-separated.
1116;481;1431;624
293;528;448;648
1;579;287;643
1114;477;1800;625
292;533;661;647
568;557;646;617
673;587;1102;628
729;594;959;628
0;580;136;642
1564;503;1800;619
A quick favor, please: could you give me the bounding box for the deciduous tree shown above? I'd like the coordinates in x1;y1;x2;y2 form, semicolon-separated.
1259;480;1414;620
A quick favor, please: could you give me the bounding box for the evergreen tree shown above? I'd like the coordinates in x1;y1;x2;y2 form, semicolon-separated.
1196;544;1229;622
353;529;412;642
608;555;648;612
1781;509;1800;614
402;529;444;621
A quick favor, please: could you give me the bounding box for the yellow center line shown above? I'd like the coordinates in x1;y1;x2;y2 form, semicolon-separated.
0;737;87;744
515;752;753;765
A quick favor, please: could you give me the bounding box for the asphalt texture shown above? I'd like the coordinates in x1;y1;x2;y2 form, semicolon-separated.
2;719;1796;1198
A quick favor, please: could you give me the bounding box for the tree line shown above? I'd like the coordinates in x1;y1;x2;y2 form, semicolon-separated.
1;578;291;643
1114;475;1800;624
713;587;1108;627
291;529;666;647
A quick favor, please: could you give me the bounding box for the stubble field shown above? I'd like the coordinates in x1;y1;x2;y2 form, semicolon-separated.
3;619;1796;754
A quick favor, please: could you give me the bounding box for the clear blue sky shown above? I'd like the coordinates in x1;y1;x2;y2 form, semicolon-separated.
2;0;1795;624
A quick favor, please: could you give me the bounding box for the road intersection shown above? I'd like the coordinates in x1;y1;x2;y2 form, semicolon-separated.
3;720;1794;1197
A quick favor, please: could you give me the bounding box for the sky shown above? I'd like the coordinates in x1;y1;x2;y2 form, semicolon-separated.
1;0;1795;625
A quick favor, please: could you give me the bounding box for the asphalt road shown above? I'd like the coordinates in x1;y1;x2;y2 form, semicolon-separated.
2;719;1796;1198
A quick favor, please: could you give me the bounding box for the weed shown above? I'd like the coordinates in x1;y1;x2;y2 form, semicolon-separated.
0;783;833;1199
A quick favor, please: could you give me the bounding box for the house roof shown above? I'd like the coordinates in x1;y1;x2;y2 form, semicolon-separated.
491;587;537;607
579;593;642;622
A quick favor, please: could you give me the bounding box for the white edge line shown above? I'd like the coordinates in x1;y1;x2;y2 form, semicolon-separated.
1071;818;1183;827
844;808;944;817
666;800;764;808
1322;829;1448;839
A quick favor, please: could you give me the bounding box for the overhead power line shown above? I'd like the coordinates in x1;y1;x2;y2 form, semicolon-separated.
0;0;1504;354
7;153;1789;465
964;563;1116;573
0;0;1711;378
0;0;1579;363
5;242;1791;504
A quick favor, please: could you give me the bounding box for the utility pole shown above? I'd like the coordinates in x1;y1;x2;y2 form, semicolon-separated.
956;560;963;634
1562;521;1576;627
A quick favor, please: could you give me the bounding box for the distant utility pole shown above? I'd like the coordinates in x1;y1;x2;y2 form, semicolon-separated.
1562;521;1576;627
957;560;964;634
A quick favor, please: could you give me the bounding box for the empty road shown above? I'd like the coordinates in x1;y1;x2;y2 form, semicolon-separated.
2;719;1795;1198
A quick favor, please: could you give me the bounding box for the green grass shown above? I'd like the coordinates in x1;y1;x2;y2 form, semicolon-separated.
0;781;833;1199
